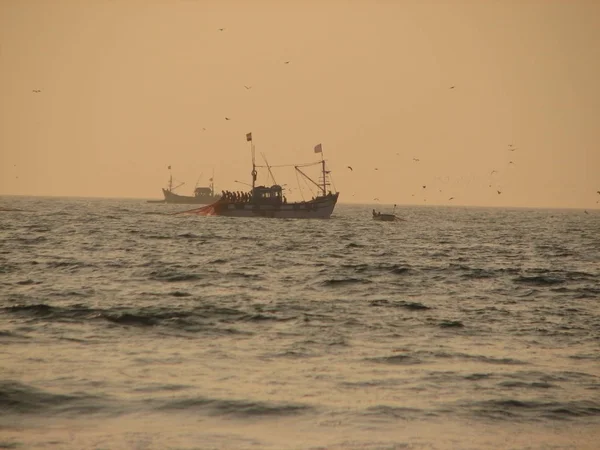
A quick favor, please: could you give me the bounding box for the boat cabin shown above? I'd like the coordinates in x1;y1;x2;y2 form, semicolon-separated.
252;185;283;204
194;187;212;197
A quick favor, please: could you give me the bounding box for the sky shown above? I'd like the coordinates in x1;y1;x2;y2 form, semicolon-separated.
1;0;599;208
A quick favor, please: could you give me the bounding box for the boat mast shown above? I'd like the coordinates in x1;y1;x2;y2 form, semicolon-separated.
314;143;327;196
320;151;327;195
247;133;257;190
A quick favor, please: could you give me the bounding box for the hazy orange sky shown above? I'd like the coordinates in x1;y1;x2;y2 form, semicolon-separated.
1;0;599;208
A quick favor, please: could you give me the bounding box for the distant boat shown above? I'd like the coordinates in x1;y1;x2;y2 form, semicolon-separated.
372;204;402;222
177;134;339;219
159;170;221;205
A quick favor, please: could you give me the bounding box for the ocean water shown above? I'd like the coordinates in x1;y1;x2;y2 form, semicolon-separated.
1;196;599;450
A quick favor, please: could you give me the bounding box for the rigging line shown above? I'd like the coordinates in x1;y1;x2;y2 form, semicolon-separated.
329;171;337;193
295;166;322;195
296;166;316;200
305;170;318;198
261;153;277;186
295;168;306;202
254;161;322;169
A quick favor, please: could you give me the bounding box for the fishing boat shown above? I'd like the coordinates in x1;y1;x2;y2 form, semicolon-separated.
372;204;402;221
159;169;221;205
177;133;339;219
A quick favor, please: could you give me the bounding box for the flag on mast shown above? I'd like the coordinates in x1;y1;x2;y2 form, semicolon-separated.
246;132;252;142
314;143;322;153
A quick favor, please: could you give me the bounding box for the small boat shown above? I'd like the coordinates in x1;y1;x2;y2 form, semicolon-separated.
372;204;402;221
159;169;221;205
176;134;339;219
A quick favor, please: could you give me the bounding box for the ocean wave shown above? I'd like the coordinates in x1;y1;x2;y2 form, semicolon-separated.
105;313;159;326
369;299;430;310
322;277;373;286
0;381;114;417
156;396;312;417
148;269;203;282
45;260;95;272
13;236;48;245
513;275;565;286
15;279;41;285
2;303;274;335
497;381;556;389
176;232;201;239
363;405;431;420
410;351;527;366
439;320;465;328
368;354;422;365
464;398;600;421
168;291;192;297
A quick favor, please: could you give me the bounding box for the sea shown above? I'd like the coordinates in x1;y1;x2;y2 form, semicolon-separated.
1;196;599;450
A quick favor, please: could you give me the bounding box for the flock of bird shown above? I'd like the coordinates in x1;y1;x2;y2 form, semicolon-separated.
26;27;599;210
342;140;523;204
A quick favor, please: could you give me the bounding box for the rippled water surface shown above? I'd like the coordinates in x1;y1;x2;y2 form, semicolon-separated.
1;196;599;449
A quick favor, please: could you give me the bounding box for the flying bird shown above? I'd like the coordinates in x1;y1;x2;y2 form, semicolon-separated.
374;198;379;201
448;197;454;200
449;86;455;89
412;158;420;162
347;166;353;171
497;190;502;195
218;28;225;31
584;210;589;215
422;185;426;189
284;61;290;64
32;90;41;93
244;85;252;90
509;161;515;165
490;170;498;175
374;168;378;170
596;191;600;194
508;148;517;151
225;117;231;120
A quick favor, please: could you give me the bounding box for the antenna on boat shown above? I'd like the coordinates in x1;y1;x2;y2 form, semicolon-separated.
194;173;202;189
261;153;277;185
314;143;328;196
247;132;256;189
168;165;173;192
